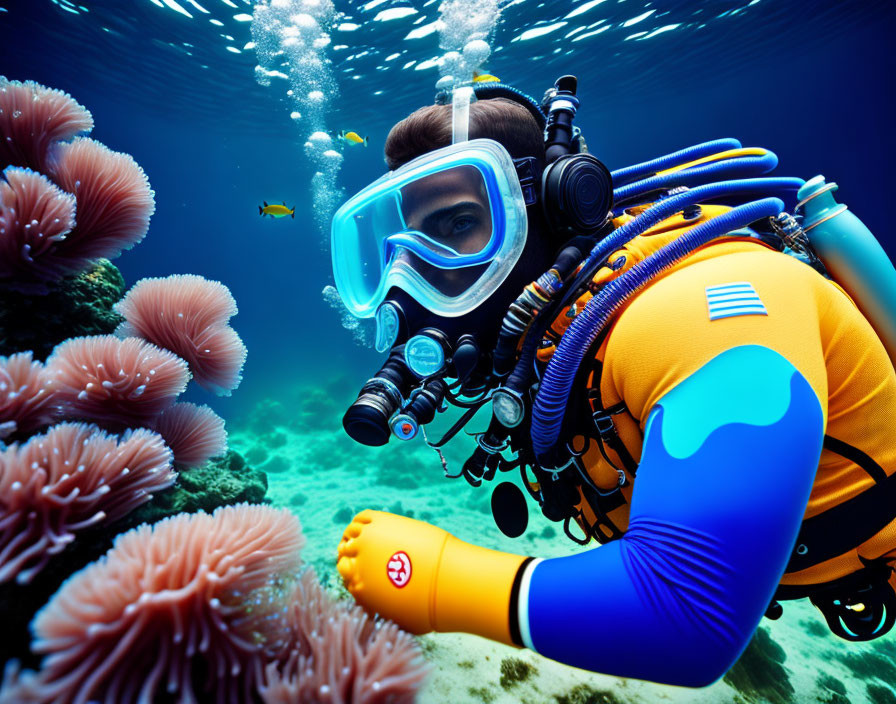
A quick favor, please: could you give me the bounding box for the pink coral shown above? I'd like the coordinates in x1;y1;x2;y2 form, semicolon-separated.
0;167;77;289
8;504;304;704
152;401;227;466
0;422;173;585
0;352;56;439
0;77;93;172
47;137;154;262
115;275;247;395
259;570;430;704
46;335;190;429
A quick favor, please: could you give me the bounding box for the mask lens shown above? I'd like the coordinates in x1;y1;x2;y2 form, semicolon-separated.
398;165;494;257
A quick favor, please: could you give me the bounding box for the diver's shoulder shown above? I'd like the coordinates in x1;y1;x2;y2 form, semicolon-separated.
665;239;829;288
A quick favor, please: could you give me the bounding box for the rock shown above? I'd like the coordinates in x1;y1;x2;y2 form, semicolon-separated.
723;627;794;704
0;259;126;360
128;450;269;524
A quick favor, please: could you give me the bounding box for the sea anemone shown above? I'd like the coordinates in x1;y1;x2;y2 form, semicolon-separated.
47;137;154;263
115;275;247;395
152;401;227;467
0;167;77;290
6;504;304;704
0;422;174;585
259;570;430;704
46;335;190;429
0;351;56;439
0;77;93;172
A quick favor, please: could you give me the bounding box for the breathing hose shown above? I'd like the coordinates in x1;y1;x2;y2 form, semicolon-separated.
610;139;743;186
498;178;804;404
613;150;779;205
530;197;787;462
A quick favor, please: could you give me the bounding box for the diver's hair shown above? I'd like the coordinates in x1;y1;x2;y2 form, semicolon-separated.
384;98;545;170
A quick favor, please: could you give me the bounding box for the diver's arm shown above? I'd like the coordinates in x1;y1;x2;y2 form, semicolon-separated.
337;346;825;686
517;344;824;686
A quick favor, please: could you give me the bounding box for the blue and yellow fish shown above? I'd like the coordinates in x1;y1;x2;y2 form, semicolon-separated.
336;130;368;147
473;71;501;83
258;201;295;219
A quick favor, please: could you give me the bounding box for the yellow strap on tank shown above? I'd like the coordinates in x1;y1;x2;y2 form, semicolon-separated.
656;147;770;175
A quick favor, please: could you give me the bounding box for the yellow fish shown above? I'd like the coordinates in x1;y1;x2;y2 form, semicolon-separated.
259;201;295;219
473;72;501;83
338;130;368;147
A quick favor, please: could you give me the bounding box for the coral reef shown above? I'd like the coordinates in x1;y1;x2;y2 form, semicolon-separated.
0;75;428;704
0;422;173;585
0;168;76;287
0;79;92;173
258;569;429;704
115;273;247;396
0;258;126;360
0;78;153;293
129;449;268;524
151;401;228;466
0;351;55;439
2;504;304;704
47;334;190;429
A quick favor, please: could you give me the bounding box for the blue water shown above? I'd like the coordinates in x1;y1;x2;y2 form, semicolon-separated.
2;0;894;420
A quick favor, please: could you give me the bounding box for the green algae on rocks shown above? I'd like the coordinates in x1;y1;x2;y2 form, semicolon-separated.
0;259;126;360
723;627;794;704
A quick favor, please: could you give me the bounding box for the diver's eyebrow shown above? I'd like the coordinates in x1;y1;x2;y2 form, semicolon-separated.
418;201;483;230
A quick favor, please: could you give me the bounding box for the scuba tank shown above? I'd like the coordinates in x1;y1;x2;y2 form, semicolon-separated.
796;176;896;371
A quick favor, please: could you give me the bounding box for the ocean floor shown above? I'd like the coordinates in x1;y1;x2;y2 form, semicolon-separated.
229;382;896;704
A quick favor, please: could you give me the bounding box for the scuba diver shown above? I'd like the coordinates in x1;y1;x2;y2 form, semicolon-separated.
333;75;896;686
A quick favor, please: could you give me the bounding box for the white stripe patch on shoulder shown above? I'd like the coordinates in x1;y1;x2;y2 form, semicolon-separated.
705;281;768;321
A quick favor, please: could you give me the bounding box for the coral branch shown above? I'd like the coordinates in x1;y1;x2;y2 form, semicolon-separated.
6;505;304;703
48;138;154;262
0;77;93;172
0;167;79;290
0;352;56;439
260;570;430;704
152;401;227;467
0;422;174;585
115;275;246;395
46;335;190;429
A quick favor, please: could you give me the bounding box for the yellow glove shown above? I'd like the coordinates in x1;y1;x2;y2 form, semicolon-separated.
337;509;528;644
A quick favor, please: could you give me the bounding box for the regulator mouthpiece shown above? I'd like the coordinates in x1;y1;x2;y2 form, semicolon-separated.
404;328;452;378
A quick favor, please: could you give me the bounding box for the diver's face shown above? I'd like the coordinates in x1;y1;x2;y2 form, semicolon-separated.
399;165;492;297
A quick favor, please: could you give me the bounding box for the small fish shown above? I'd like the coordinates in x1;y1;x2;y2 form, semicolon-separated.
337;130;368;147
259;201;295;219
472;71;501;84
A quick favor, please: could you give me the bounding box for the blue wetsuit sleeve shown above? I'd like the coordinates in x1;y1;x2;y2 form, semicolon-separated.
518;345;825;687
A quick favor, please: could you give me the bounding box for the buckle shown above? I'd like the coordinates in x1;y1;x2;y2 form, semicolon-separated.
591;402;626;440
513;157;539;206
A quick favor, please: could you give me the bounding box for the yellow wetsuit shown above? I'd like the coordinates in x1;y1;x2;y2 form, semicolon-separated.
561;213;896;594
338;210;896;685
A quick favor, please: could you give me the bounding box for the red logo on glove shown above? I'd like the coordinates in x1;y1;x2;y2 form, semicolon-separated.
387;550;412;588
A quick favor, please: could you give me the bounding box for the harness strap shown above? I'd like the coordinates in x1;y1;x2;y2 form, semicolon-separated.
783;435;895;576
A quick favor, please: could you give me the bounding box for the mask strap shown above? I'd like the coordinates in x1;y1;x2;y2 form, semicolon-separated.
452;85;475;144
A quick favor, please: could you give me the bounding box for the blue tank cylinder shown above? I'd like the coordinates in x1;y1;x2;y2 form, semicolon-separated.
797;176;896;370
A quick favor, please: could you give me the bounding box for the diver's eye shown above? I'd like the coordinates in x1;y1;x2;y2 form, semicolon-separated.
451;216;476;236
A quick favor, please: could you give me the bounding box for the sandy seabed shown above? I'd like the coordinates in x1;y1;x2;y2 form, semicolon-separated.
230;389;896;704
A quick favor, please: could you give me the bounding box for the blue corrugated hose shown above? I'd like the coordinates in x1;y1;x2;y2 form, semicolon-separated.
530;197;787;462
610;138;742;186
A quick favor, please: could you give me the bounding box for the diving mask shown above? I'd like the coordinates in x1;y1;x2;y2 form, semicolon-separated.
331;138;529;319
